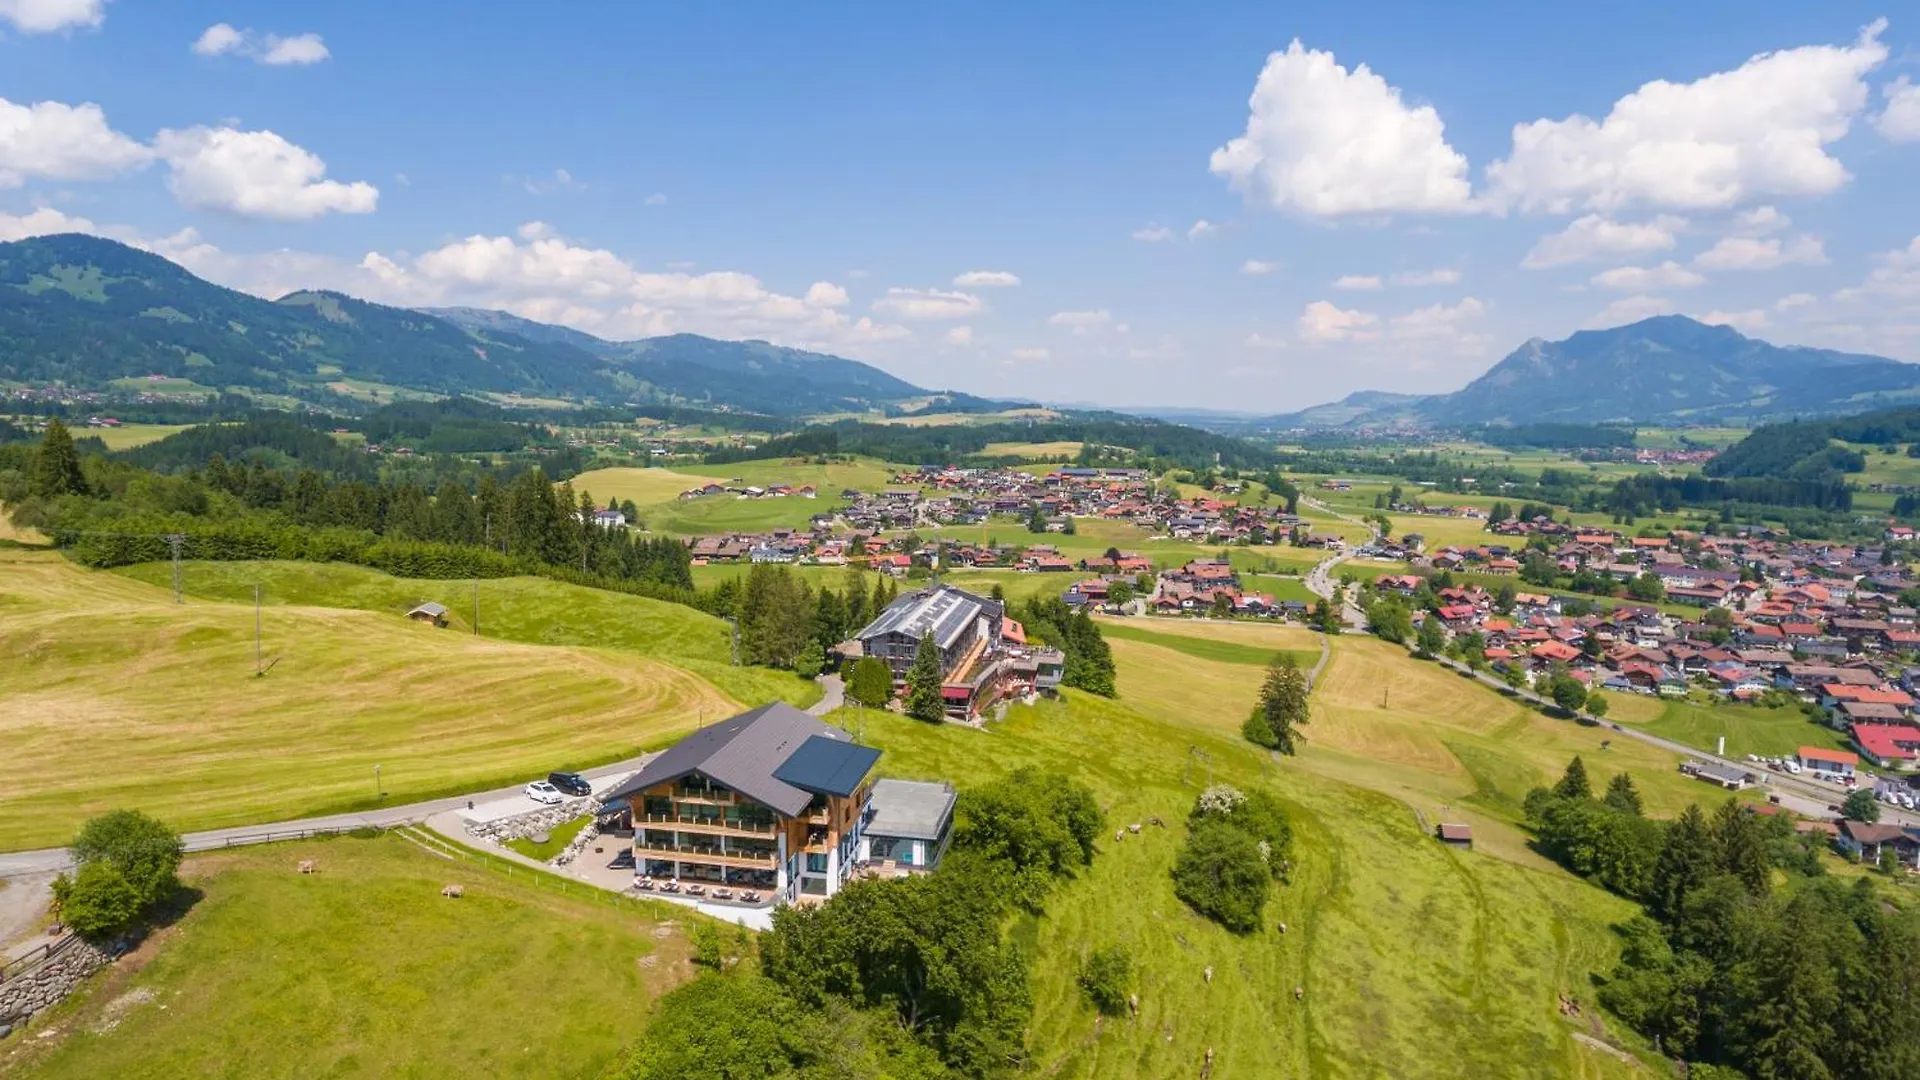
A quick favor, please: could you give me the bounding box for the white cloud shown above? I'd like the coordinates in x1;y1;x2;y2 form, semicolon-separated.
1332;274;1382;291
644;192;668;206
153;126;378;220
1692;234;1826;270
520;168;582;196
516;220;555;241
191;23;330;65
1877;76;1920;142
945;326;974;346
1010;347;1050;362
0;205;98;240
1209;39;1473;217
1775;292;1817;310
0;0;105;34
1487;20;1889;213
1589;294;1678;327
1388;296;1486;341
1047;309;1112;335
1731;205;1788;235
1298;300;1380;342
261;33;329;66
1187;219;1219;240
952;269;1020;288
1591;261;1707;291
1521;214;1685;268
805;281;848;308
1131;223;1173;242
0;96;151;188
191;22;243;55
1698;308;1768;332
1240;259;1281;276
871;287;981;320
1390;268;1461;286
1244;332;1288;350
1844;235;1920;300
356;231;910;347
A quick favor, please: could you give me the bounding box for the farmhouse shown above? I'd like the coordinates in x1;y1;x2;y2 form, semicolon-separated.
599;703;883;903
1835;820;1920;869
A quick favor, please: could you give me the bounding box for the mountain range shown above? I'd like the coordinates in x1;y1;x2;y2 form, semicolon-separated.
0;234;975;416
1258;316;1920;429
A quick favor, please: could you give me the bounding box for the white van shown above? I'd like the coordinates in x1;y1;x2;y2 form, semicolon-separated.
1784;761;1803;775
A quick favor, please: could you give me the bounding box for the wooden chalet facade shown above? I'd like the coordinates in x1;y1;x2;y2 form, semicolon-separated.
599;703;880;903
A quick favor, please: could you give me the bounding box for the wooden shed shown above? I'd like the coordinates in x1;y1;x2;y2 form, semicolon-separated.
406;602;449;628
1436;823;1473;849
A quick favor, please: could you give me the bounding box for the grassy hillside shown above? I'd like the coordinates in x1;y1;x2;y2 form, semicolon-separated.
1;834;693;1079
845;641;1664;1079
110;559;818;711
0;550;752;849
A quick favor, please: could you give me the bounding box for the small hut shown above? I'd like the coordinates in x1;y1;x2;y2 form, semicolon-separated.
1436;823;1473;849
406;602;449;628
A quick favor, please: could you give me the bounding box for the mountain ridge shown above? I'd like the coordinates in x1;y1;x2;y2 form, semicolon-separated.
0;234;956;416
1259;315;1920;429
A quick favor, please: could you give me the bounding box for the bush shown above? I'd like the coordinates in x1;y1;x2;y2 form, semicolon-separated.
71;809;183;909
1078;945;1133;1016
953;769;1102;909
794;640;826;680
53;861;143;941
846;657;894;708
1171;818;1270;934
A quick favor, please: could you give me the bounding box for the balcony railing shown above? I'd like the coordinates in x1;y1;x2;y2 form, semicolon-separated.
635;839;776;866
641;813;775;835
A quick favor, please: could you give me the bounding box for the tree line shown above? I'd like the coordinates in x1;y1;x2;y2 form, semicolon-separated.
1526;757;1920;1079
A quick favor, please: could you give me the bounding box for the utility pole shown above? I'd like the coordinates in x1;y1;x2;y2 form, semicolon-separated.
166;533;186;604
472;579;480;636
727;616;740;667
254;583;263;676
374;764;383;799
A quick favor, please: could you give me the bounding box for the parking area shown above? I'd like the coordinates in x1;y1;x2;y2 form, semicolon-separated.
453;770;636;826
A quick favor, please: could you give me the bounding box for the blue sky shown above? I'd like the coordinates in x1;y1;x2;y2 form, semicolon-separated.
2;1;1918;411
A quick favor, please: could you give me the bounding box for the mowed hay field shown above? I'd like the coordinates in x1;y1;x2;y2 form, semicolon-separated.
113;559;818;710
0;549;739;849
0;834;692;1079
850;680;1652;1079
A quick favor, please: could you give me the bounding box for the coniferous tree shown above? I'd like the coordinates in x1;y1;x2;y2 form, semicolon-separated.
29;418;88;498
1604;772;1644;816
1553;756;1593;800
1711;797;1772;895
904;632;945;722
1247;652;1310;754
1649;803;1715;922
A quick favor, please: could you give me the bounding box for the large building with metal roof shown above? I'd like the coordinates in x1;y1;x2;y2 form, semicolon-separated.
599;702;883;903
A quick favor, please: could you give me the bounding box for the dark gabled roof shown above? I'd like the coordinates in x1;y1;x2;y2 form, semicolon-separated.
598;703;867;817
772;735;881;798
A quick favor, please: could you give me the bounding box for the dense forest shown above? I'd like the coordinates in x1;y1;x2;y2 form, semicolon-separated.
1525;758;1920;1079
706;415;1283;473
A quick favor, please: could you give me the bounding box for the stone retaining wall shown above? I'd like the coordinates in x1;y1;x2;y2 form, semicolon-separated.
0;936;111;1037
463;800;592;844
